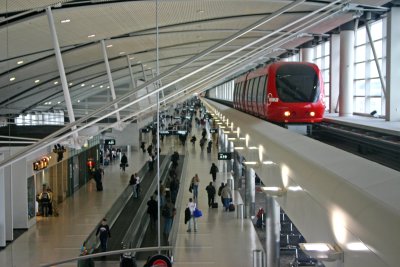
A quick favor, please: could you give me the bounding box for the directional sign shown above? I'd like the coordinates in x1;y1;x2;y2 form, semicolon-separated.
218;152;232;160
210;128;218;134
104;139;116;145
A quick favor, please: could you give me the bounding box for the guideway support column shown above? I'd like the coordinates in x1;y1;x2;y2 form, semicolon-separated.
265;195;280;267
245;167;256;218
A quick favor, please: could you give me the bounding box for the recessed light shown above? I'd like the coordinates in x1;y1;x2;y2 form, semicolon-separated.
48;101;52;105
100;85;104;88
197;10;205;13
57;101;61;104
91;85;94;87
69;82;73;86
88;34;96;38
9;77;16;81
106;44;113;48
54;81;58;85
119;52;125;55
77;100;80;103
17;60;24;65
129;57;134;60
107;86;110;88
143;64;147;67
34;79;40;83
81;83;85;87
61;19;71;23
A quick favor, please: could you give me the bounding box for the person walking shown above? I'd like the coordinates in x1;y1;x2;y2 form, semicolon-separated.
205;182;216;208
209;163;219;182
96;218;111;253
218;182;225;206
186;198;197;232
135;173;141;198
221;184;232;211
120;153;128;172
191;174;200;200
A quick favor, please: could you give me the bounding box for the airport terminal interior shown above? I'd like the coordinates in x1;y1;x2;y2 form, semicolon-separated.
0;1;399;267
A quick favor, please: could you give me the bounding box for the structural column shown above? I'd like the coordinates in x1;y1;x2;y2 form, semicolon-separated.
329;34;340;113
265;195;280;267
339;21;355;117
101;40;121;123
301;41;313;62
245;166;255;218
0;153;6;247
386;7;400;121
46;7;78;139
126;55;136;89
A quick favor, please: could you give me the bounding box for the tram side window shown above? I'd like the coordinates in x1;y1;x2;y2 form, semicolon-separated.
257;75;267;103
252;77;260;103
238;82;244;108
233;83;238;104
247;79;255;102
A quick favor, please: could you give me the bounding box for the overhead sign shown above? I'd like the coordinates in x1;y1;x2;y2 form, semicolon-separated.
218;152;232;160
210;128;218;134
104;139;116;145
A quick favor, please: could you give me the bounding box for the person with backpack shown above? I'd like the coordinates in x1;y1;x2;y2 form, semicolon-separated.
221;184;232;211
209;163;219;182
40;189;51;216
162;197;176;236
218;182;225;207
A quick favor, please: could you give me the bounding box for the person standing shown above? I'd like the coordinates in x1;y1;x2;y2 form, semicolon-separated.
147;196;158;228
135;173;141;198
209;163;219;182
96;218;111;253
148;154;154;171
187;198;197;232
205;182;216;208
162;197;176;236
39;189;50;217
218;182;225;206
191;174;200;200
94;167;103;191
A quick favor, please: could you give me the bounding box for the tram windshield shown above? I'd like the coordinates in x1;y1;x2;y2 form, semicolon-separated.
275;64;320;103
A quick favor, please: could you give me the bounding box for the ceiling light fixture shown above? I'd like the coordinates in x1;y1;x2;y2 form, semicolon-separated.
106;44;113;48
119;51;125;55
54;81;58;85
129;57;134;60
77;100;80;103
9;77;16;81
61;19;70;23
91;85;94;87
81;83;85;87
17;60;24;65
88;34;96;38
100;85;103;88
34;79;40;83
69;82;73;86
197;10;205;13
57;101;61;104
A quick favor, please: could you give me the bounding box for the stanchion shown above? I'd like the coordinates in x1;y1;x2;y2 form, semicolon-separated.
253;249;264;267
237;204;244;219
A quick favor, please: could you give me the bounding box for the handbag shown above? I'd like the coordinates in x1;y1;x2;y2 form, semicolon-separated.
193;208;202;218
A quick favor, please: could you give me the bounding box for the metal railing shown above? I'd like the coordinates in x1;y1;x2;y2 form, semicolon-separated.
41;246;172;267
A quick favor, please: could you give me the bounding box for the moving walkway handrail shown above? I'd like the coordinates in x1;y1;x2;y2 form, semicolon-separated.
82;161;153;251
167;146;189;256
121;154;171;251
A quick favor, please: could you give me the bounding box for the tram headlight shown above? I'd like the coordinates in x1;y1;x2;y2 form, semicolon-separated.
284;111;291;117
310;111;315;117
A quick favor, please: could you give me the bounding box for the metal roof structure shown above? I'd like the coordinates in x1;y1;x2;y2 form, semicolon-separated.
0;0;392;119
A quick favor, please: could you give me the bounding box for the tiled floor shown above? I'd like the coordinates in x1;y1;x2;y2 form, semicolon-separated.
0;120;263;267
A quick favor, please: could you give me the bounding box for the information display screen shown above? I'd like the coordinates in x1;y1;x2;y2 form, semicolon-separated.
218;152;232;160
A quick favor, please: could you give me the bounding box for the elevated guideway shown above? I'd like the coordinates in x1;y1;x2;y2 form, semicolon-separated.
204;99;400;267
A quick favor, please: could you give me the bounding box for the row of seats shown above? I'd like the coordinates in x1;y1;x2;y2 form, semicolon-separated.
279;210;322;267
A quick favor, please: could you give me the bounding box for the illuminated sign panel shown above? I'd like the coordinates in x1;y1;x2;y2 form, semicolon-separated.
218;152;232;160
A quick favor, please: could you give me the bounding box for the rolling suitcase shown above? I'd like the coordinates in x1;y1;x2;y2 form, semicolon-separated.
228;203;235;212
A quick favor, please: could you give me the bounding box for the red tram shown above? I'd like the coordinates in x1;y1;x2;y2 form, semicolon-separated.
233;62;325;123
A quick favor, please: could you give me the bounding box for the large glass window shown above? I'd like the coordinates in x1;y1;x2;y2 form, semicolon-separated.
314;41;330;110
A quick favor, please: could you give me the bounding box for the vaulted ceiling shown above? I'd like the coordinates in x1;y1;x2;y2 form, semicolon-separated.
0;0;392;121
